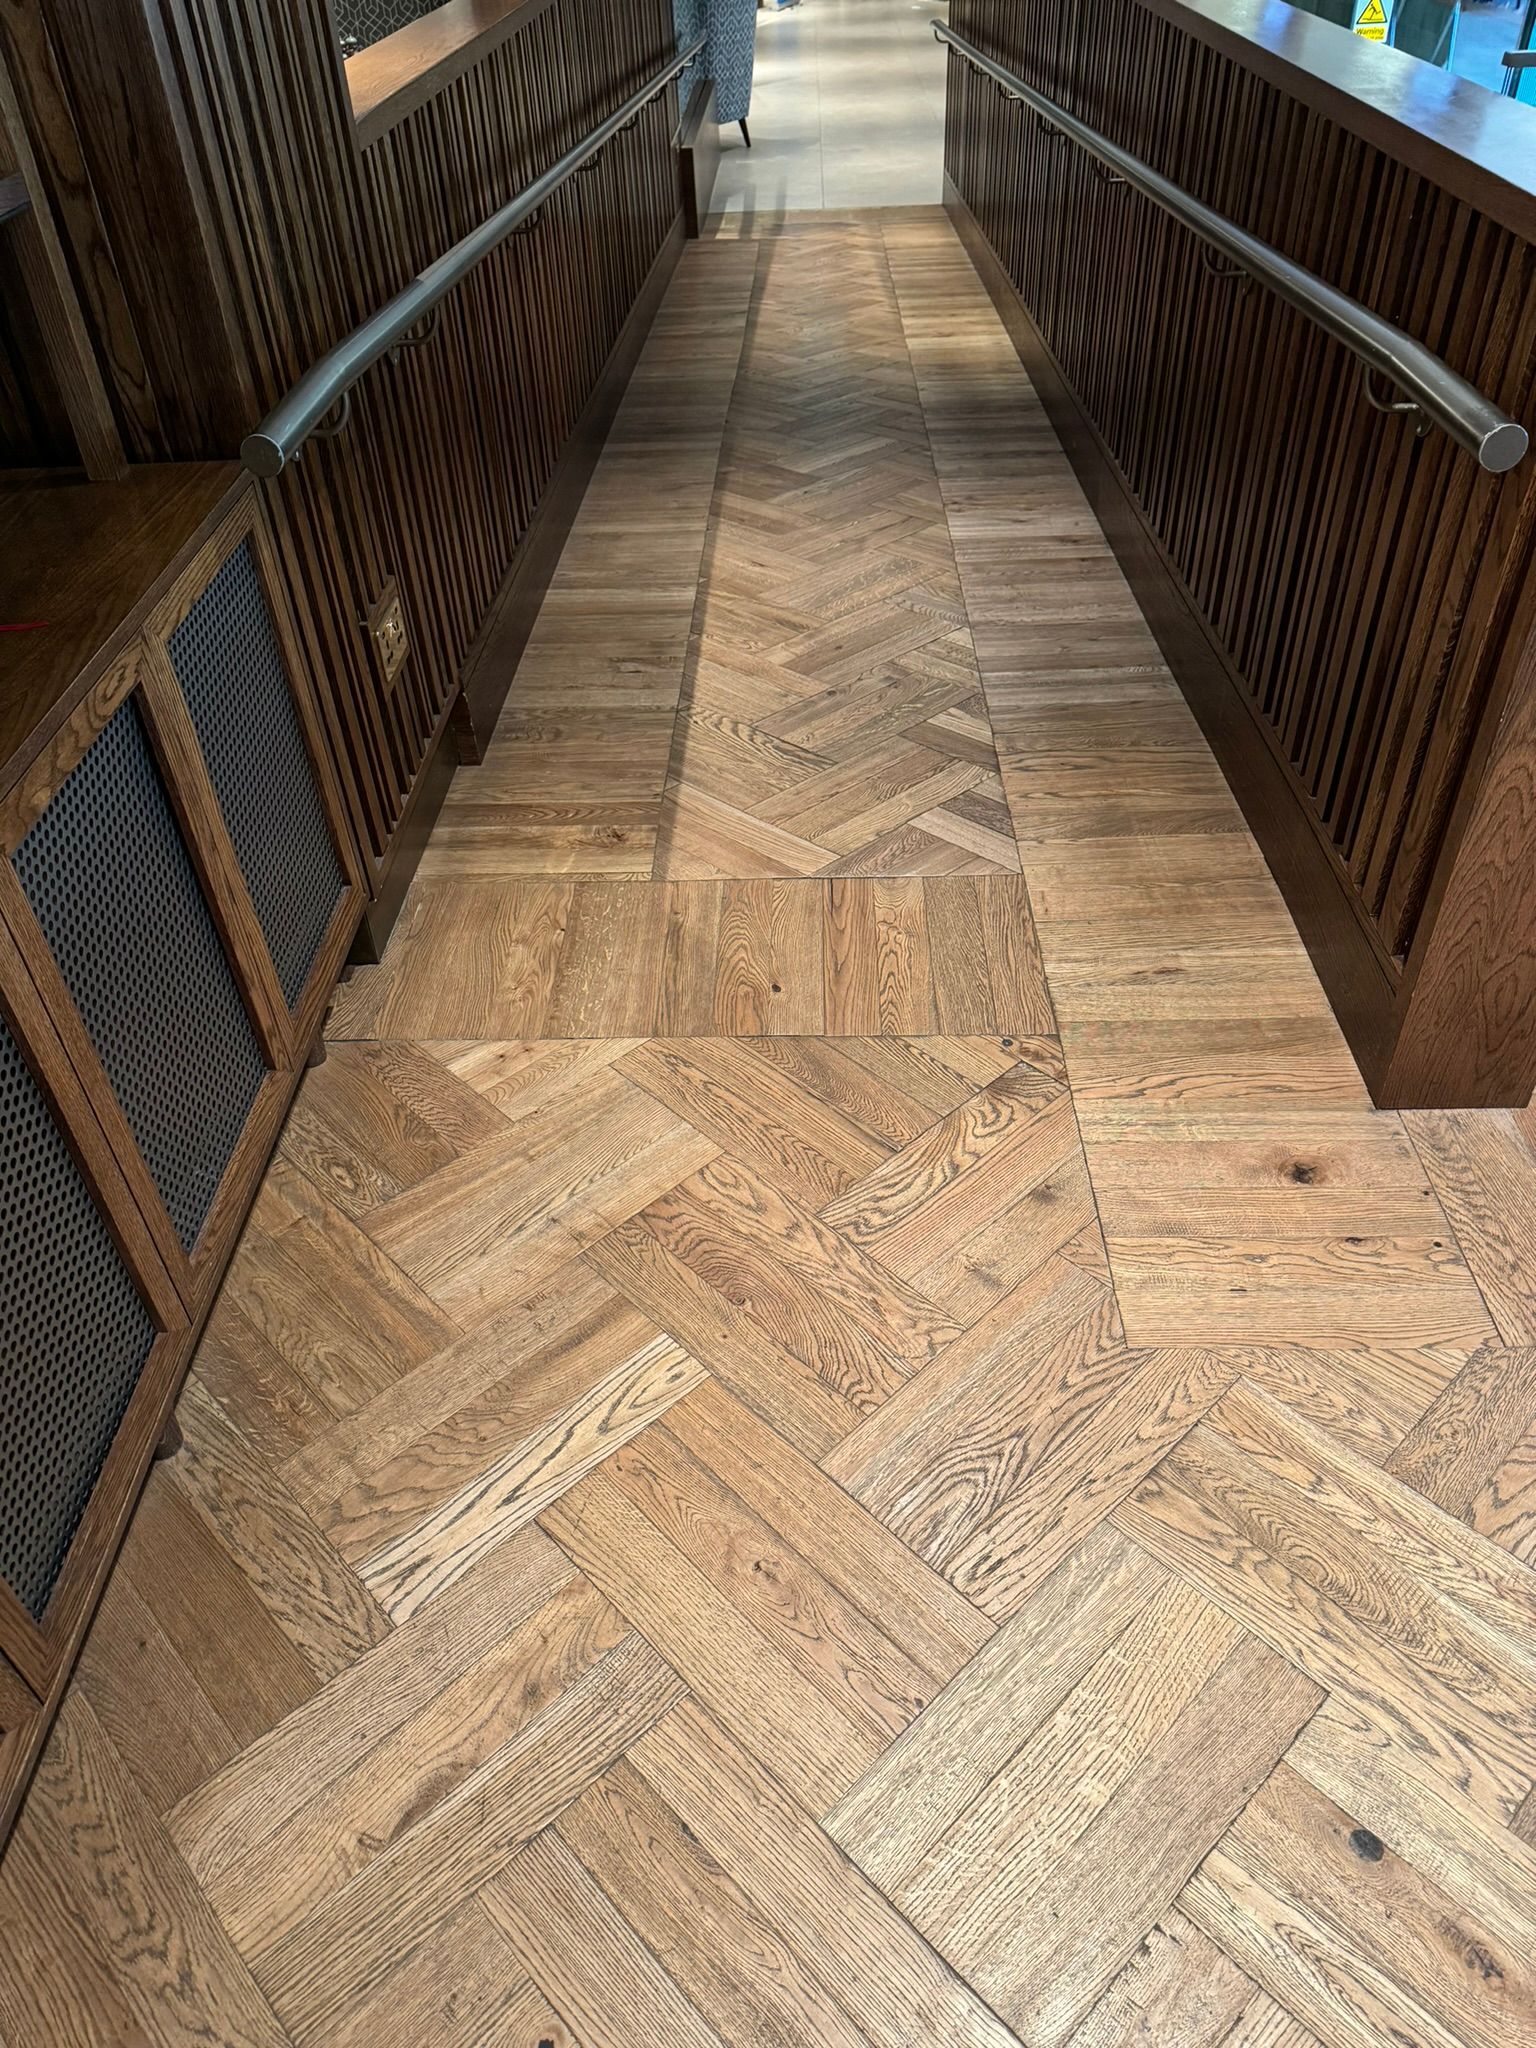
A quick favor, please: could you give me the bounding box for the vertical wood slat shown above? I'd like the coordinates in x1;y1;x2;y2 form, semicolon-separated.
945;0;1536;988
0;26;124;478
15;0;682;893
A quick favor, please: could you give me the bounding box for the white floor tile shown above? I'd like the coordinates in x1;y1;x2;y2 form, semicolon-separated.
705;0;948;221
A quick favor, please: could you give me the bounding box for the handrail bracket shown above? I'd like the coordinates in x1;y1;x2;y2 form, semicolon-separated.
241;36;706;477
932;19;1526;474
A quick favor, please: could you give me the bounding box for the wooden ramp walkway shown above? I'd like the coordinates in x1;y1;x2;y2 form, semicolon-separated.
5;212;1536;2048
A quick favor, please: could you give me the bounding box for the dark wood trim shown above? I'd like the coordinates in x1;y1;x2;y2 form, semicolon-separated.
1128;0;1536;242
351;713;455;960
0;466;240;799
0;652;142;858
678;77;720;238
358;210;690;952
0;1653;40;1845
343;0;558;150
135;640;297;1066
0;854;195;1298
453;209;688;757
0;35;123;480
0;914;180;1327
945;177;1402;1084
1382;617;1536;1105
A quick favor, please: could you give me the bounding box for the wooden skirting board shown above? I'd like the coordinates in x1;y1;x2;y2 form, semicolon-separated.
452;214;689;763
943;183;1399;1067
944;175;1536;1109
353;212;690;959
678;78;721;238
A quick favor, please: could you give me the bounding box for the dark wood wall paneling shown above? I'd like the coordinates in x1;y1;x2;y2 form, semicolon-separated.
0;0;691;1852
3;0;685;940
944;0;1536;1106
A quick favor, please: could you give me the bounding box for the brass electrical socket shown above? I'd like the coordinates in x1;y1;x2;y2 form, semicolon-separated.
365;578;409;691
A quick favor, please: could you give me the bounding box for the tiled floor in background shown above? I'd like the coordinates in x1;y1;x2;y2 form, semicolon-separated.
710;0;948;215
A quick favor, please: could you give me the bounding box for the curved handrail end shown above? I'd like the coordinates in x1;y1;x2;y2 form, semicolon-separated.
1482;420;1530;475
240;35;705;479
932;19;1526;475
241;432;286;480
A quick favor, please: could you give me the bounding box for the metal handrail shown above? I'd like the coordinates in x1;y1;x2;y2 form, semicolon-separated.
934;21;1528;475
241;36;705;477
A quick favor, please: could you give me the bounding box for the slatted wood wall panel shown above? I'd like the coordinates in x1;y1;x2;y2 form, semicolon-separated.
168;0;682;878
4;0;682;892
945;0;1536;974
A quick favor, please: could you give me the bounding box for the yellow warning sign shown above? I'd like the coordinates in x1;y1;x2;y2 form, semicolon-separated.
1354;0;1388;41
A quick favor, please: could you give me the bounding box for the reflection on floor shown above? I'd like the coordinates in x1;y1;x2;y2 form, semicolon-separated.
5;212;1536;2048
710;0;948;215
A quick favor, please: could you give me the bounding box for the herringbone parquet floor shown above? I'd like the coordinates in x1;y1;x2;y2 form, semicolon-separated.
5;214;1536;2048
656;223;1019;879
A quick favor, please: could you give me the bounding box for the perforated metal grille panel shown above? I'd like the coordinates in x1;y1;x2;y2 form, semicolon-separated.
13;699;267;1252
169;540;345;1010
0;1012;157;1620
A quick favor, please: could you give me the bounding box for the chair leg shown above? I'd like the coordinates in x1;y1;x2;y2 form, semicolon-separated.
740;119;751;148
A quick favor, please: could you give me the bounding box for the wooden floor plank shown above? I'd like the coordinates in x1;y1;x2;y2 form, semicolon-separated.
1388;1339;1536;1562
820;1063;1072;1275
1287;1694;1536;1954
115;1474;322;1752
636;1155;959;1412
1067;1910;1319;2048
170;1379;391;1682
1406;1110;1536;1346
541;1462;890;1814
0;1694;292;2048
586;1216;865;1454
884;1579;1319;2045
366;1066;719;1325
826;1524;1165;1881
167;1522;576;1893
664;1379;993;1683
355;1334;705;1622
1115;1391;1536;1819
822;1255;1127;1579
16;212;1536;2048
618;1035;888;1204
1184;1765;1536;2048
630;1698;1027;2048
253;1632;684;2044
485;1829;730;2048
320;1897;563;2048
73;1569;240;1819
204;1575;629;1957
283;1259;629;1517
554;1760;874;2048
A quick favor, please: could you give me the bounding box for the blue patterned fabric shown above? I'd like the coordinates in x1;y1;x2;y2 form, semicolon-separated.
675;0;756;126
